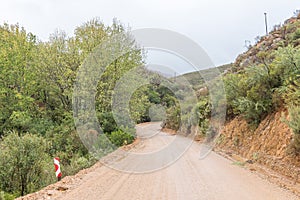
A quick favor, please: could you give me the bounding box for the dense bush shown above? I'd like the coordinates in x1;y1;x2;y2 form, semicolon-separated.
109;129;135;147
286;106;300;152
224;45;300;126
164;106;181;130
0;191;15;200
0;19;143;198
1;15;300;198
148;104;166;122
192;97;211;134
223;74;247;117
97;112;118;133
287;106;300;134
292;28;300;41
0;132;54;196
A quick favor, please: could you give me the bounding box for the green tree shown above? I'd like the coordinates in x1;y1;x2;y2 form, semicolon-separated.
35;30;81;120
0;24;37;134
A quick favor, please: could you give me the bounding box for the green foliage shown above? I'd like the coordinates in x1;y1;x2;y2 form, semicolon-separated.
287;106;300;135
146;89;161;104
97;112;118;133
286;106;300;153
129;86;151;124
62;154;95;176
95;25;144;115
35;30;80;113
164;106;181;130
273;46;300;106
223;45;300;125
109;129;135;147
232;161;246;167
292;28;300;41
0;191;16;200
153;85;182;130
0;18;144;198
44;112;91;174
192;97;211;134
148;104;166;122
240;65;273;124
0;23;37;134
223;74;247;116
0;132;53;196
234;97;272;125
1;14;298;197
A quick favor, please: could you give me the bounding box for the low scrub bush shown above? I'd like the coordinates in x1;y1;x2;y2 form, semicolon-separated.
164;106;181;130
286;106;300;153
0;132;53;196
192;98;211;134
109;129;135;147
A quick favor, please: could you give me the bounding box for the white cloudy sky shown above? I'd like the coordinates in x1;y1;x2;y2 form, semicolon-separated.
0;0;299;74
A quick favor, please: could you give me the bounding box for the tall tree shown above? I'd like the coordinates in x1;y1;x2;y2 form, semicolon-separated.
0;23;37;134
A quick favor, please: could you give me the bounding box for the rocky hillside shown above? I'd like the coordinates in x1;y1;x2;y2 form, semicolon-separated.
213;12;300;192
233;13;300;71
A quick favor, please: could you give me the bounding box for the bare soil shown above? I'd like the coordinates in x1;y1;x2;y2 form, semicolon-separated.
216;109;300;196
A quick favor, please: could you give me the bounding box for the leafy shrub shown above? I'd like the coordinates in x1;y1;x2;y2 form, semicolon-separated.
280;74;300;106
0;132;52;196
148;104;166;122
0;191;16;200
287;106;300;135
109;129;135;147
223;74;247;117
97;112;118;133
129;88;151;124
0;20;144;198
234;97;272;125
8;111;32;133
273;46;300;106
62;155;94;176
223;45;300;126
286;106;300;152
192;98;211;134
147;89;161;104
29;117;55;136
292;28;300;41
164;106;181;130
45;121;88;163
225;61;279;125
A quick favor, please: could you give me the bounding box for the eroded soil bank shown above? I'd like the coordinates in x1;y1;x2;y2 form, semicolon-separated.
215;109;300;194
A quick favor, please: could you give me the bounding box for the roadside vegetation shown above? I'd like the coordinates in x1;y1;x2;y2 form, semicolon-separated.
0;18;188;198
176;13;300;153
1;12;300;199
0;18;149;198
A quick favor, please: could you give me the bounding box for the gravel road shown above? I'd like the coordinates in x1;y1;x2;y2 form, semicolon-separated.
57;122;299;200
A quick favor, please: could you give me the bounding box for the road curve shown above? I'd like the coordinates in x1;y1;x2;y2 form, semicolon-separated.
57;122;298;200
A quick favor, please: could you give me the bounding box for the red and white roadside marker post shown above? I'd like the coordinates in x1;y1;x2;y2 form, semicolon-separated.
54;157;62;181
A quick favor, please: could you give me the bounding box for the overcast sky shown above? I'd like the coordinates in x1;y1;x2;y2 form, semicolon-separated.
0;0;299;74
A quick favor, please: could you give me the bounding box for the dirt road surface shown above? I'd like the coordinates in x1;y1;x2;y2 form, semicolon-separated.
56;122;298;200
